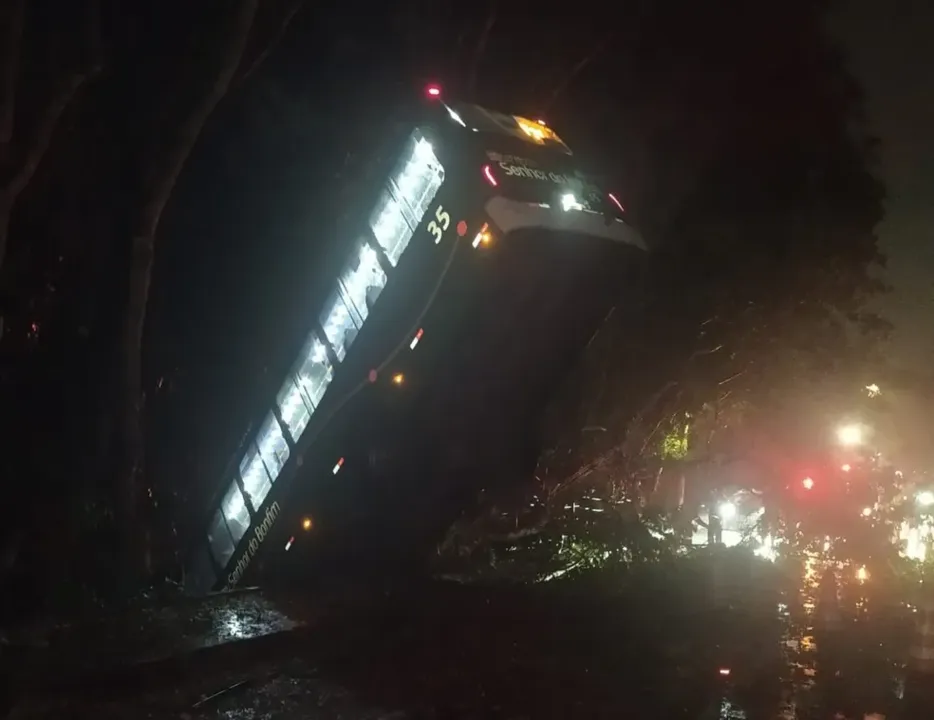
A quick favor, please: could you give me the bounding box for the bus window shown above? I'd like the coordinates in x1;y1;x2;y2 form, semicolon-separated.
239;442;273;510
220;480;251;543
319;289;359;362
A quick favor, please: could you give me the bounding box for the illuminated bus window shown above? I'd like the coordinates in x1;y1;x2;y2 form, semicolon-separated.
208;509;235;567
296;331;332;408
339;240;387;325
239;442;273;510
370;189;412;268
319;290;359;362
276;374;311;442
394;133;444;224
220;480;250;543
370;131;444;265
256;412;290;482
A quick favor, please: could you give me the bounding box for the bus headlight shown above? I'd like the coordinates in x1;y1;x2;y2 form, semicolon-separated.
560;193;583;212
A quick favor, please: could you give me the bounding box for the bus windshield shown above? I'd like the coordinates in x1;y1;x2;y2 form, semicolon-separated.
448;103;571;155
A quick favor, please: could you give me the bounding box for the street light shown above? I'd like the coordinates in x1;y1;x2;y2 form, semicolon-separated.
718;502;737;520
837;424;863;447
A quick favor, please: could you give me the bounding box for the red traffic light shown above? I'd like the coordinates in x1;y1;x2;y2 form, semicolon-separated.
425;83;442;99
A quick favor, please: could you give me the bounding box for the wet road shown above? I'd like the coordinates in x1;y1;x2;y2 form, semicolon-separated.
7;552;930;719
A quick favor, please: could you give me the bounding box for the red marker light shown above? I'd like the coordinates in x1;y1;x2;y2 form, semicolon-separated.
425;84;442;99
456;220;467;237
482;164;498;186
608;193;625;213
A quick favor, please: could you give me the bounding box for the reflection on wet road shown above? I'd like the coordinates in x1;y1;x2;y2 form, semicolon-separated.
11;553;934;719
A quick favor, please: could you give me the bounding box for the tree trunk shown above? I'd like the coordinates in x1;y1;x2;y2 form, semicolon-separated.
0;188;10;302
119;0;260;581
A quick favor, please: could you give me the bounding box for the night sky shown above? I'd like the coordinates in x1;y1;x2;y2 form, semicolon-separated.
832;0;934;372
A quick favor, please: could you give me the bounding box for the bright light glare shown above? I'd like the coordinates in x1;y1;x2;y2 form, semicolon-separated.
917;491;934;507
862;507;872;517
718;668;731;676
841;463;851;473
865;383;881;397
856;566;869;582
718;502;737;520
443;103;466;127
561;193;583;212
515;116;548;143
802;477;814;490
837;424;863;447
425;84;441;98
392;372;405;385
301;517;313;531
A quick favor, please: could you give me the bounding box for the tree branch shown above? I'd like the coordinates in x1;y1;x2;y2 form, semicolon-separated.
543;32;615;112
235;0;305;87
466;1;497;100
8;72;90;197
137;0;260;239
0;0;25;146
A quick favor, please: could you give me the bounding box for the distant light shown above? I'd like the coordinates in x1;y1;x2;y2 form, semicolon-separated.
718;667;731;676
392;372;405;385
802;477;814;490
754;535;777;562
837;424;863;447
856;566;869;582
918;491;934;507
409;328;424;350
718;502;736;520
608;193;625;213
865;383;881;398
425;83;442;98
862;507;872;517
301;516;313;531
285;536;295;551
841;463;851;473
482;164;498;186
332;457;344;475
